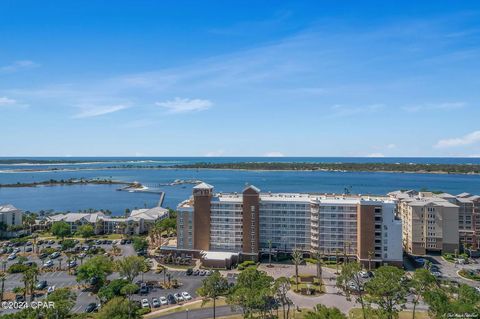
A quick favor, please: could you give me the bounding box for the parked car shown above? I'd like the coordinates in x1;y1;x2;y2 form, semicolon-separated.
139;283;149;295
47;240;55;245
7;253;16;260
205;270;212;276
152;298;161;308
186;268;193;276
15;295;25;302
43;260;54;268
85;303;97;313
68;260;77;268
25;247;33;252
181;292;192;300
199;270;206;276
193;269;200;276
26;242;32;246
174;293;184;302
39;253;48;259
159;296;168;306
120;239;126;245
167;294;177;304
141;299;150;308
47;286;55;294
50;251;61;259
359;271;369;278
36;281;48;290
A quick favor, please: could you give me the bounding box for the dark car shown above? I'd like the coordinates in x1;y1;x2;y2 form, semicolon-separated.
36;280;48;290
15;295;25;302
39;253;48;259
139;283;149;295
85;303;98;313
120;239;126;245
166;294;177;304
186;268;193;276
90;276;99;286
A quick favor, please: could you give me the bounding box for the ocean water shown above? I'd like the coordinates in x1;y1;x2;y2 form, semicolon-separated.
0;157;479;215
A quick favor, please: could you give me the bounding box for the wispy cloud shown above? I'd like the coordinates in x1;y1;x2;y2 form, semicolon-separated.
0;96;18;106
402;102;466;113
435;130;480;148
329;104;384;118
204;150;225;157
367;152;385;158
156;98;212;114
264;151;285;157
0;60;40;73
73;104;129;119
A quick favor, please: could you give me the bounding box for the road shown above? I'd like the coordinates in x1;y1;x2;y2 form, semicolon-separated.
149;305;240;319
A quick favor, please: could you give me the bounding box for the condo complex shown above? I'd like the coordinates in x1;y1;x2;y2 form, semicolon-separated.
176;183;403;267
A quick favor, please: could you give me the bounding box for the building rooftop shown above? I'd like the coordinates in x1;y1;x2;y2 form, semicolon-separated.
193;182;214;190
0;204;20;213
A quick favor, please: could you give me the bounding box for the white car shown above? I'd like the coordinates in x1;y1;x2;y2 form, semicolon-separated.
174;293;184;302
359;271;369;278
152;298;160;308
7;253;16;260
141;298;150;308
43;260;54;268
159;296;168;306
181;292;192;300
47;286;55;294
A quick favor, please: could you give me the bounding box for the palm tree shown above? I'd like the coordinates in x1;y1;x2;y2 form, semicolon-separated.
368;251;373;271
267;240;273;267
25;267;39;302
311;250;323;289
291;249;303;291
335;249;340;274
0;272;5;301
58;257;63;271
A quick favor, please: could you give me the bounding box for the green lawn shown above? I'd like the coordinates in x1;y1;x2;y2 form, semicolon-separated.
349;308;430;319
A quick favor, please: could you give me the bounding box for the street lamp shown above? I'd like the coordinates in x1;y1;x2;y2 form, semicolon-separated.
186;308;189;319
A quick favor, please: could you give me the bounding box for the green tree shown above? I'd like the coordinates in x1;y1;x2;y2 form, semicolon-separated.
43;288;76;319
197;271;229;319
97;296;141;319
274;277;292;319
76;255;113;290
365;265;408;319
115;256;147;283
304;304;347;319
98;279;130;302
311;250;323;289
409;269;436;319
51;221;71;240
227;267;275;319
336;262;368;319
0;271;5;301
291;249;303;291
76;224;95;238
61;238;76;251
132;236;148;252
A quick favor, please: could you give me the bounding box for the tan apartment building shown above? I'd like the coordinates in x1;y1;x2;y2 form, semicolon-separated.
392;191;460;255
177;183;403;267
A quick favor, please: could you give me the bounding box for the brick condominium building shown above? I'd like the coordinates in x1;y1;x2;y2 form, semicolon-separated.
176;183;403;267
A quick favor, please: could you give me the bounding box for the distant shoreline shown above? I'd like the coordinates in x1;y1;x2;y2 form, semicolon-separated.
0;162;479;175
0;178;135;188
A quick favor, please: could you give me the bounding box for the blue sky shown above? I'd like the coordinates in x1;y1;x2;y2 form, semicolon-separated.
1;1;480;157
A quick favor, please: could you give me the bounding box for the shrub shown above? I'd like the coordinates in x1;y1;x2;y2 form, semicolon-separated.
237;260;256;271
136;308;151;315
8;264;29;273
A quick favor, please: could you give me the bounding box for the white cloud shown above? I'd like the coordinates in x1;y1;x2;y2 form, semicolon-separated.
386;144;396;149
0;96;17;106
402;102;465;113
73;104;129;119
264;151;285;157
156;98;212;113
329;104;384;118
0;60;40;73
204;150;225;157
435;130;480;148
367;153;385;157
